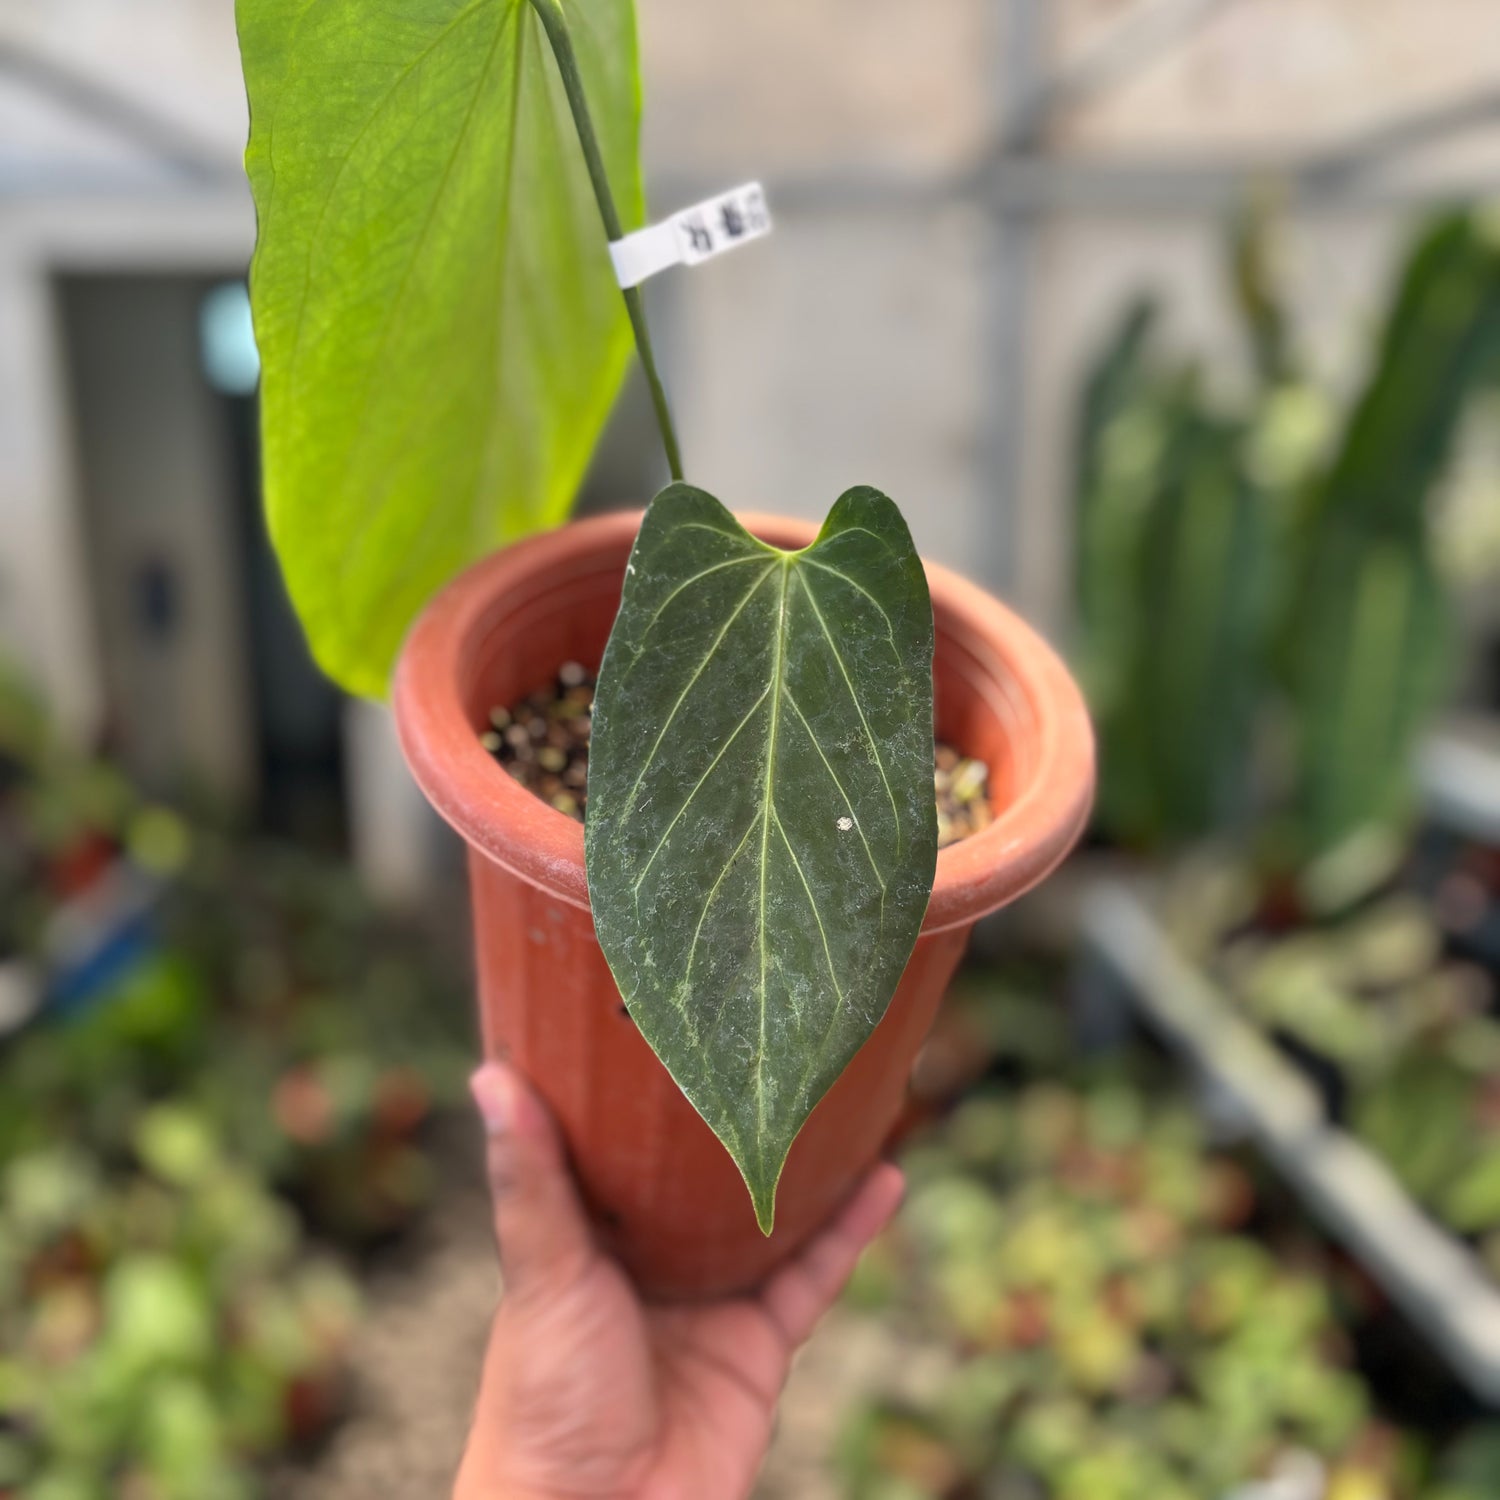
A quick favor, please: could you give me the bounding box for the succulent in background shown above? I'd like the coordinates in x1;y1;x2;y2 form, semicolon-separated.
0;667;473;1495
1281;215;1500;860
0;1113;358;1499
1078;359;1273;847
838;1076;1436;1500
1166;849;1500;1261
1073;207;1500;879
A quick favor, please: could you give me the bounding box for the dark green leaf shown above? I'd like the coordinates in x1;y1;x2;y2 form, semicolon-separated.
237;0;643;697
586;486;937;1231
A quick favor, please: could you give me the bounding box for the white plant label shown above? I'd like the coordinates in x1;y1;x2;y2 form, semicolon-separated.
610;183;772;289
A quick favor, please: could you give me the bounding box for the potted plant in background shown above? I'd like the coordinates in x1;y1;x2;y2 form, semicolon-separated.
1072;205;1500;1398
837;1028;1500;1500
1076;207;1500;877
0;668;479;1495
236;0;1094;1296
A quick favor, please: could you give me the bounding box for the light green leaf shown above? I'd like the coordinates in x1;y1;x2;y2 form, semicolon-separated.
586;486;937;1230
237;0;643;697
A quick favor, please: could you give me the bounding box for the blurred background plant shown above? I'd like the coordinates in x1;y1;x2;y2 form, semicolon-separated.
0;664;470;1496
837;973;1500;1500
1075;207;1500;881
1155;827;1500;1278
816;188;1500;1487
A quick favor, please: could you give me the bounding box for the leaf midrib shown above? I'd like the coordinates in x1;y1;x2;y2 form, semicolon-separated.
755;558;793;1139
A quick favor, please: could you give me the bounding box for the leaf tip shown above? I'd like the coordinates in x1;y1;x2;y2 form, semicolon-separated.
750;1183;777;1237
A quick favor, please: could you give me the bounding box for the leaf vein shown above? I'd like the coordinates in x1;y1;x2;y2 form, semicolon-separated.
801;557;899;656
780;687;887;891
331;6;513;594
631;683;772;894
639;554;767;639
771;803;842;1024
794;568;903;856
681;818;759;995
827;523;900;558
619;562;776;819
279;0;493;387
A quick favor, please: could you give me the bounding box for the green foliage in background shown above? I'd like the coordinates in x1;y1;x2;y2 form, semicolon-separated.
1075;209;1500;870
587;487;937;1230
1166;855;1500;1270
236;0;644;697
0;1121;359;1500
1076;339;1273;846
1283;217;1500;853
841;1059;1500;1500
0;678;471;1494
841;1076;1423;1500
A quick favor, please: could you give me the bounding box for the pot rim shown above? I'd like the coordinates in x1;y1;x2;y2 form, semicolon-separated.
393;509;1095;933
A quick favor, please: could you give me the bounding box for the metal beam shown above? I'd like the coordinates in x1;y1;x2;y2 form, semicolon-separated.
680;142;1500;222
986;0;1048;596
1004;0;1239;150
0;37;239;187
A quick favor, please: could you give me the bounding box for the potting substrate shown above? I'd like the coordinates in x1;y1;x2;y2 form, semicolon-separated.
479;661;997;849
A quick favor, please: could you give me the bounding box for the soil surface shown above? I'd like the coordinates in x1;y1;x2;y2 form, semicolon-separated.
276;1133;496;1499
281;1126;895;1498
484;664;994;849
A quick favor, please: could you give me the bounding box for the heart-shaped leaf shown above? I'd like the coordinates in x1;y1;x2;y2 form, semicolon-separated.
586;486;937;1231
236;0;643;697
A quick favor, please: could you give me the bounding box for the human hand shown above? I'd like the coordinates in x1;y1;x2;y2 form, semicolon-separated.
454;1060;904;1500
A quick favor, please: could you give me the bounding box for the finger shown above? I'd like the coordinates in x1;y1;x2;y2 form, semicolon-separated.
470;1060;596;1297
758;1162;904;1348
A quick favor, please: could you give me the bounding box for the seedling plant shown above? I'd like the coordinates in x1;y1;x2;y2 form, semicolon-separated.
237;0;944;1228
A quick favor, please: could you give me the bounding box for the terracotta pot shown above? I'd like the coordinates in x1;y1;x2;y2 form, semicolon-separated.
393;510;1094;1298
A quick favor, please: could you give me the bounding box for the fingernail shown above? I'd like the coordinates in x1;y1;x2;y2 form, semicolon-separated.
470;1063;512;1137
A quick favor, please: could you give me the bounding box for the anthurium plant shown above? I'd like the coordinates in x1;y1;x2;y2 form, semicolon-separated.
236;0;939;1229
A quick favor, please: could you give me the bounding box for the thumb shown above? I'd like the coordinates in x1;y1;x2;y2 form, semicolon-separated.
470;1060;596;1297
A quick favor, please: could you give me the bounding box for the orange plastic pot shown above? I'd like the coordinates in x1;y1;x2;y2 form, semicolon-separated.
393;510;1094;1298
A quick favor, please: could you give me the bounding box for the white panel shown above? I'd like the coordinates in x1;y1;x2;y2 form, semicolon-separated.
343;698;448;910
669;202;997;590
0;257;101;736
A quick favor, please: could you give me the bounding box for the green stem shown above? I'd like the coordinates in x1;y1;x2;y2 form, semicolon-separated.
527;0;683;483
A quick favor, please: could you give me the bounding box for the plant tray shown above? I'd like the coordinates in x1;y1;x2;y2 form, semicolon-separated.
1079;880;1500;1407
1421;722;1500;846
